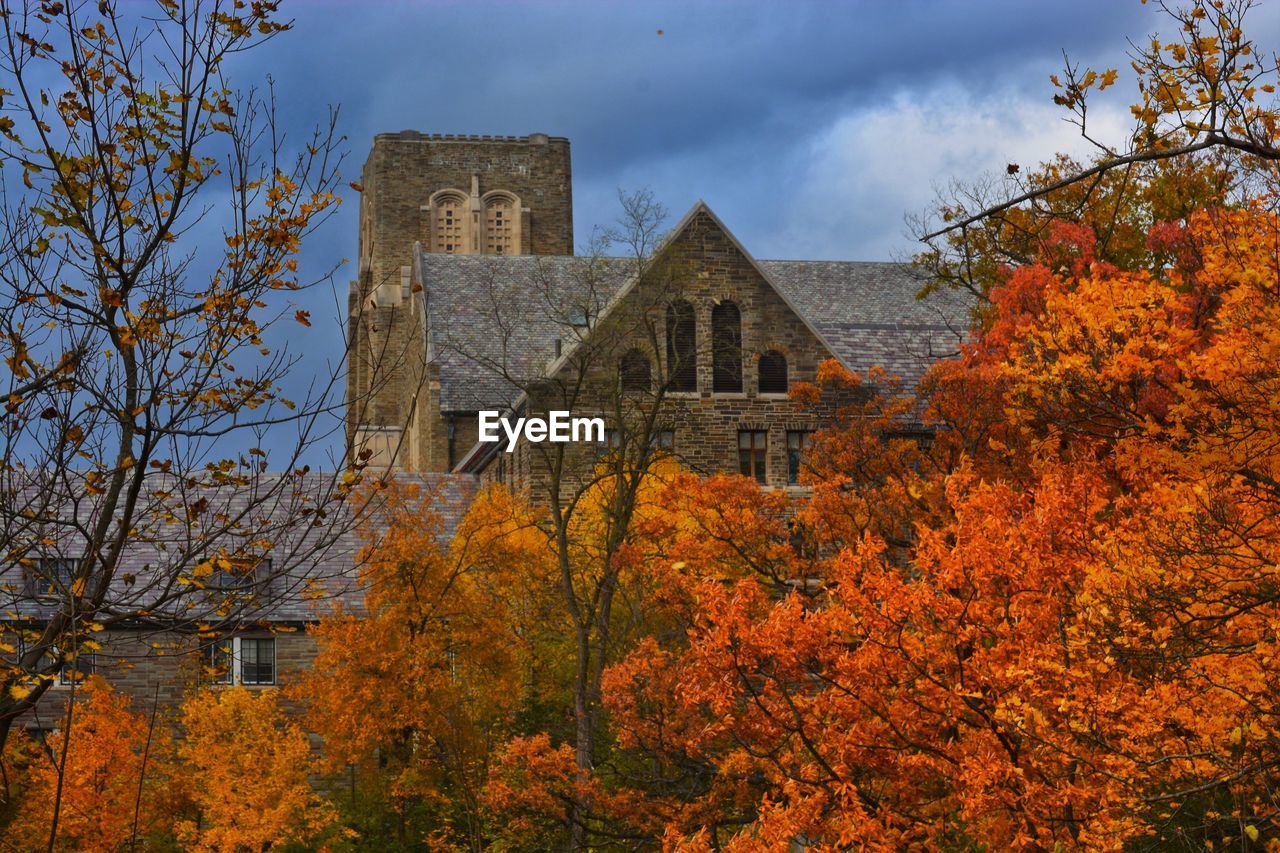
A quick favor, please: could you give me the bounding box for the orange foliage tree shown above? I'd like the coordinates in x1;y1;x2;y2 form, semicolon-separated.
596;197;1280;850
5;677;170;852
175;686;342;852
297;479;532;848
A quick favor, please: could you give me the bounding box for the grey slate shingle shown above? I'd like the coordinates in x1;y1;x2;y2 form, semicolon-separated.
421;253;972;409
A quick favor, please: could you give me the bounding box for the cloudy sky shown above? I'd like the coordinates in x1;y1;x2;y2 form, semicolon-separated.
216;0;1275;462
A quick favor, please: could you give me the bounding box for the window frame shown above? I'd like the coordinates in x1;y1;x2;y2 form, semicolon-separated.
28;555;78;599
239;637;276;686
57;647;95;687
202;636;276;687
787;430;812;485
738;429;768;484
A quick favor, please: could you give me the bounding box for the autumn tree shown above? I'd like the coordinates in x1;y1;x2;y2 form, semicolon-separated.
584;4;1280;848
297;478;527;850
916;0;1278;307
0;0;358;760
4;676;171;852
432;190;708;848
176;685;343;851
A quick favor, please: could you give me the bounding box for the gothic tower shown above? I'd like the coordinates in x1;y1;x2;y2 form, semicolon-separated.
345;131;573;470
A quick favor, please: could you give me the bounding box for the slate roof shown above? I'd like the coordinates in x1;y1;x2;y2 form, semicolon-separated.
0;471;478;623
759;260;970;389
421;250;972;411
422;254;636;411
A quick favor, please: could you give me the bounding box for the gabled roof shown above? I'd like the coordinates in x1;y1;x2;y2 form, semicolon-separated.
419;202;972;413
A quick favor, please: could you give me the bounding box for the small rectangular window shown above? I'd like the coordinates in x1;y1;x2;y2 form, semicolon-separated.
652;430;675;451
206;555;269;593
59;650;95;686
240;638;275;685
787;431;811;485
738;430;767;484
597;429;623;455
31;556;77;598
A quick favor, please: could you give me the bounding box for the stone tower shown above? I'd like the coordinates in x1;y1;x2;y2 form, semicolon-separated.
345;131;573;470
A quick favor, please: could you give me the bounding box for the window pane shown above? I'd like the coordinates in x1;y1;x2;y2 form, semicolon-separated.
204;640;232;684
240;638;274;685
787;431;810;484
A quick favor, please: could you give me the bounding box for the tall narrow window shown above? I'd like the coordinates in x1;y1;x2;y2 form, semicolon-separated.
666;301;697;392
485;197;515;254
434;193;467;254
787;431;811;484
738;430;767;484
619;349;652;394
758;350;788;394
712;301;742;393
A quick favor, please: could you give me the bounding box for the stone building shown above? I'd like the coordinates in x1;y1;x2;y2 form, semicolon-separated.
3;129;967;728
346;130;968;489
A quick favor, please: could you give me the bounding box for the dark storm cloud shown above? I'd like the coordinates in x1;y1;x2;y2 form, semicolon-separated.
245;0;1160;261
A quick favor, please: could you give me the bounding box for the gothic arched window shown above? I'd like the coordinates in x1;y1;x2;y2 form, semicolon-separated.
484;195;516;255
620;349;652;394
433;192;468;254
711;301;742;393
666;300;697;392
758;350;788;394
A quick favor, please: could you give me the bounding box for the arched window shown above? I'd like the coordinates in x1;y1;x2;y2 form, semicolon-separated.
665;301;697;392
619;349;651;393
485;195;516;255
758;350;788;394
711;301;742;393
433;192;468;254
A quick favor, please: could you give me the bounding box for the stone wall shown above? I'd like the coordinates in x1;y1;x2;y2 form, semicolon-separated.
500;209;846;496
6;627;320;728
347;132;573;469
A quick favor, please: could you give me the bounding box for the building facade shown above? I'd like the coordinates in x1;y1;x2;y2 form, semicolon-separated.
346;131;969;489
5;129;966;729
